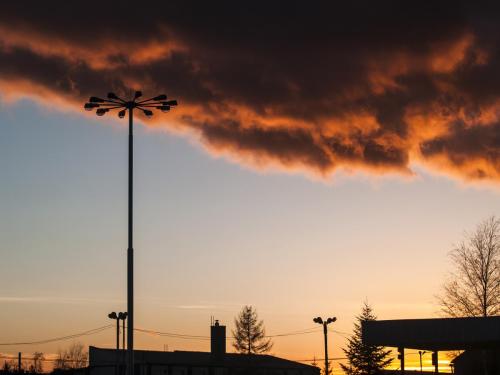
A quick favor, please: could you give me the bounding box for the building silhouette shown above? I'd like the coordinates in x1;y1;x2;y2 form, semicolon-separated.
88;321;319;375
452;349;500;375
362;316;500;375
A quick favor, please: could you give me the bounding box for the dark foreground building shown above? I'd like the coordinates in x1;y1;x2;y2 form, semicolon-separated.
362;316;500;375
88;322;319;375
451;349;500;375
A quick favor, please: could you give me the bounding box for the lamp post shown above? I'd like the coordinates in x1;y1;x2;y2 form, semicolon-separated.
313;316;337;375
118;312;128;350
85;92;177;375
109;311;128;350
118;312;128;375
108;312;120;350
419;351;427;375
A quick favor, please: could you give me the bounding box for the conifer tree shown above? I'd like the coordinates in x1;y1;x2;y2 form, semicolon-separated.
232;305;273;354
340;303;392;375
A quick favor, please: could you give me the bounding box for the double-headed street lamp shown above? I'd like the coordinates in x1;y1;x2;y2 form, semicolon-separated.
119;312;128;350
108;312;120;350
108;312;128;350
85;91;177;375
313;316;337;375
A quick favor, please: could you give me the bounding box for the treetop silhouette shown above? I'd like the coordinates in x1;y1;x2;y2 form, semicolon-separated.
232;305;273;354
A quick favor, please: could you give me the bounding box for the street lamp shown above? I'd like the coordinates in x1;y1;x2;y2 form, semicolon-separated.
419;351;427;375
118;312;128;350
313;316;337;375
108;311;128;350
85;91;178;375
108;312;120;350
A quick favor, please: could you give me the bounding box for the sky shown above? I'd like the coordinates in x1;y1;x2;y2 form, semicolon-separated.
1;2;500;374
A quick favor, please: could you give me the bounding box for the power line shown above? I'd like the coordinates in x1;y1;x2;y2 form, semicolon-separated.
292;358;347;362
265;327;321;337
0;324;345;347
330;329;350;337
134;328;210;341
133;326;323;341
0;325;113;346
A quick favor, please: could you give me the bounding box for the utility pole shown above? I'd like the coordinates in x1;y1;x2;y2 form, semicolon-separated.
313;316;337;375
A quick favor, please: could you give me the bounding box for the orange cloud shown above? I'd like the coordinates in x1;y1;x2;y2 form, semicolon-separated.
0;24;184;70
0;2;499;183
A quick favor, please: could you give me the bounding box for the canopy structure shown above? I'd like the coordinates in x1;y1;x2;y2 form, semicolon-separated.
362;316;500;351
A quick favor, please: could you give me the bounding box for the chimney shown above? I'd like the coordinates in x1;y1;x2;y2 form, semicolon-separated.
211;320;226;357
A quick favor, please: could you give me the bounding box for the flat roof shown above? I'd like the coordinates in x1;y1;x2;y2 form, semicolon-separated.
362;316;500;351
89;347;317;370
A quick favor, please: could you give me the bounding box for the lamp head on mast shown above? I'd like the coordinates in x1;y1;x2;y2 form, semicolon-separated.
84;91;178;118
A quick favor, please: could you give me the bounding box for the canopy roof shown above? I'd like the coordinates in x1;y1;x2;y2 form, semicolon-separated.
362;316;500;351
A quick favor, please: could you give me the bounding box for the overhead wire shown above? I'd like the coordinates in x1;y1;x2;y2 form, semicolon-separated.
292;357;347;362
0;325;113;346
133;326;323;341
0;324;348;347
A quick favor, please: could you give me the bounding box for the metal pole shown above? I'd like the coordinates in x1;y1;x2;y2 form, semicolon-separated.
127;106;134;375
419;351;423;375
399;347;405;375
116;319;120;350
434;351;438;375
18;352;21;373
323;323;329;375
122;316;126;375
115;318;119;375
123;317;126;350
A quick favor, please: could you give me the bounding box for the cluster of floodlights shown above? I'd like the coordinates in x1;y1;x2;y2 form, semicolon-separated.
84;91;177;118
109;311;128;350
109;311;128;321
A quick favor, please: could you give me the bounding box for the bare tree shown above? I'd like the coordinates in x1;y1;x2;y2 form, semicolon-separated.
232;305;273;354
2;361;14;373
439;216;500;317
54;342;88;370
29;352;44;374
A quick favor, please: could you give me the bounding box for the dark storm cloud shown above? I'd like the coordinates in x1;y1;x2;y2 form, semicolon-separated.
189;117;333;172
1;1;500;181
421;120;500;180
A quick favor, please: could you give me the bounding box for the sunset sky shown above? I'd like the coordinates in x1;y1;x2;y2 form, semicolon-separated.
1;2;500;374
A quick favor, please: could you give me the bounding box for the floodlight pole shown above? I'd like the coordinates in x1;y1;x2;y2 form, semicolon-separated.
127;104;134;375
84;92;177;375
